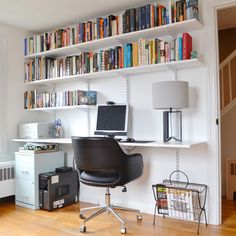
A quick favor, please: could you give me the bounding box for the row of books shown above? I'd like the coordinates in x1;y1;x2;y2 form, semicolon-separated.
122;3;168;34
24;1;198;55
171;0;199;23
24;33;192;82
24;90;97;110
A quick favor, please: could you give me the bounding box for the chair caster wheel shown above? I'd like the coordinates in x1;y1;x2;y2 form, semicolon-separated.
80;226;86;233
137;214;142;221
121;227;126;234
79;213;85;219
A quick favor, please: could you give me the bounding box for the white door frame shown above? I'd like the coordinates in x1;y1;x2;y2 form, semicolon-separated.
206;0;236;225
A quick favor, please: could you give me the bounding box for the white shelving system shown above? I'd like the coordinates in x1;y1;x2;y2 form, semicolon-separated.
20;2;204;144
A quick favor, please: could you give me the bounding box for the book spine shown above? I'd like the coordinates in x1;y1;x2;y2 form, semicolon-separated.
150;4;155;28
158;5;162;26
127;44;132;67
170;39;176;61
146;5;150;29
125;9;130;33
115;46;119;69
141;6;146;30
124;45;127;68
100;18;104;39
160;40;165;63
162;6;166;25
130;8;136;32
24;38;28;56
183;33;192;60
118;14;123;35
138;7;142;30
103;18;107;38
179;37;183;60
108;15;112;36
111;20;117;36
96;18;101;39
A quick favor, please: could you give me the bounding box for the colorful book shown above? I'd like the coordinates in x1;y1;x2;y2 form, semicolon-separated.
183;33;192;60
178;37;183;60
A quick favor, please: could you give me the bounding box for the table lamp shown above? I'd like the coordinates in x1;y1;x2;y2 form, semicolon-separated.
152;81;189;142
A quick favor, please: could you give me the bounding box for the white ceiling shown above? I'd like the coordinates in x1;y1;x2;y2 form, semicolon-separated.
0;0;152;33
217;6;236;30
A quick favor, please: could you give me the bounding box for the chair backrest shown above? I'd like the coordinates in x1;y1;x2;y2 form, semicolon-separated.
71;136;127;173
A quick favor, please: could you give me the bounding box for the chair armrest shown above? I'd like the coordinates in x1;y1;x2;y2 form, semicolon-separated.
124;153;143;183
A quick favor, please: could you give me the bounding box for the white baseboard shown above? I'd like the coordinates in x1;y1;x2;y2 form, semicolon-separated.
79;194;154;215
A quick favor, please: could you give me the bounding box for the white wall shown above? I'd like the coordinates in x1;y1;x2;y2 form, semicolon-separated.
4;0;231;226
0;22;51;160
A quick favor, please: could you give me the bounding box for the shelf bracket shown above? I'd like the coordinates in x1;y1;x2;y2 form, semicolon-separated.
175;148;180;181
114;71;130;104
167;66;177;80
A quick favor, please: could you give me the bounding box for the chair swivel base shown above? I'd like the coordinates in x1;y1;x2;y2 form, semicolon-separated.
79;187;142;234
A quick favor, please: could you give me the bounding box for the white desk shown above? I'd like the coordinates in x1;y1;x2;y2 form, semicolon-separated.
11;138;206;149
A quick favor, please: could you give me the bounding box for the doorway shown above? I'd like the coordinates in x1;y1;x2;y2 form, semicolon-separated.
217;5;236;221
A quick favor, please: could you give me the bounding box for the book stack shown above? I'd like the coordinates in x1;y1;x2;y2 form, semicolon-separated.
24;33;193;82
171;0;199;23
24;90;97;110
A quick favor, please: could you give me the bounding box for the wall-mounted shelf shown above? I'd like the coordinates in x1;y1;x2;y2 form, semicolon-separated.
25;19;202;59
11;138;206;149
25;105;97;112
25;58;202;86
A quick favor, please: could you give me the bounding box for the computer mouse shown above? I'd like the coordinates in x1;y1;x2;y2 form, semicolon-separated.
126;137;135;142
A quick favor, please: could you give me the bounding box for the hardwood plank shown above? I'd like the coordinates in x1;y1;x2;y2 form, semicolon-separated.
0;200;235;236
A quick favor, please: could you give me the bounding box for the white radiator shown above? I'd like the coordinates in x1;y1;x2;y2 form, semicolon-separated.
0;160;15;198
226;158;236;200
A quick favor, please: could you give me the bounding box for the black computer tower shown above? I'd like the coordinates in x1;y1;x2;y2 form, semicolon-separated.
39;167;78;211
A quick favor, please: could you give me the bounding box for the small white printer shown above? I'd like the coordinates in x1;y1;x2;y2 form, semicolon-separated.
19;122;54;139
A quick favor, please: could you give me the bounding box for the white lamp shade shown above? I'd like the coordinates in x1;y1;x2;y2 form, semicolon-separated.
152;81;189;109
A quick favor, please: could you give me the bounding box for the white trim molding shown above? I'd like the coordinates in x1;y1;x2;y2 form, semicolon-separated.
206;0;236;225
0;37;8;159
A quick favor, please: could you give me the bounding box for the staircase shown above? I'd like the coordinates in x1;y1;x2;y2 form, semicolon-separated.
220;49;236;116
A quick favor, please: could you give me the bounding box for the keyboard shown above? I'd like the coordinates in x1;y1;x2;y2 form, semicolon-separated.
119;140;155;143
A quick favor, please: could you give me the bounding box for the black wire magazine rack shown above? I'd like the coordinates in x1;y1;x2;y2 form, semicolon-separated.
152;170;207;234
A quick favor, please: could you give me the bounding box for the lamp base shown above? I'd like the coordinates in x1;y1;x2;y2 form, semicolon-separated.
163;110;182;143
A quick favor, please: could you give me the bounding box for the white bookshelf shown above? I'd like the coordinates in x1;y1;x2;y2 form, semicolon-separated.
21;6;203;145
11;138;206;149
25;105;96;112
25;19;202;59
25;58;202;86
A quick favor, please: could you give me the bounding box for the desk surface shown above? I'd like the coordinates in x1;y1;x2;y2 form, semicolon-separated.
11;138;206;149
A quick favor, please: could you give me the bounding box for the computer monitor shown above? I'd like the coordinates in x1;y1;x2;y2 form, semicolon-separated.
94;104;129;137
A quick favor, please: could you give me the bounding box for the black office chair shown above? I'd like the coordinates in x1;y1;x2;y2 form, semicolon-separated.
71;136;143;234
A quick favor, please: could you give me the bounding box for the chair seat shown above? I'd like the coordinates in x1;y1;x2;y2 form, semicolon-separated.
80;170;119;186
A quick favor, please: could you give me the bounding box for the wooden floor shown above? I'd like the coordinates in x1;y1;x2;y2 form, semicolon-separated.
0;199;236;236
